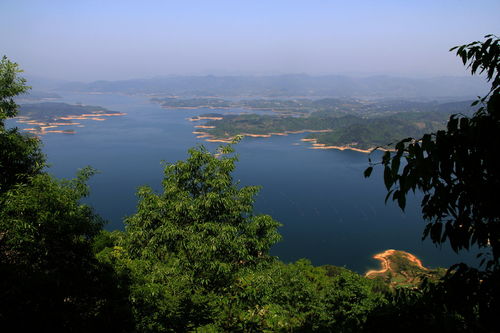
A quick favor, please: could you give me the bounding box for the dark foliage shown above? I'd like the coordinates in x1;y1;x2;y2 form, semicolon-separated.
366;35;500;267
365;265;500;333
365;34;500;333
0;57;133;332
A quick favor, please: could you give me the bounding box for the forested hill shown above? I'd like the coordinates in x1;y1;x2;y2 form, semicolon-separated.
195;99;474;150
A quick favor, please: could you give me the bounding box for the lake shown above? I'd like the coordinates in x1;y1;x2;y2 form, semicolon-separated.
13;93;475;273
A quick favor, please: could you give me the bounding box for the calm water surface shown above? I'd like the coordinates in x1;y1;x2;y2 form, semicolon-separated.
15;93;475;273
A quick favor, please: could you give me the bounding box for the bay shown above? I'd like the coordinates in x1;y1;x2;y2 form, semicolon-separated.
13;93;475;273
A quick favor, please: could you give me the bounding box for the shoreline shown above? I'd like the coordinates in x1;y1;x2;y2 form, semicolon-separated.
193;129;335;144
186;115;393;154
189;116;224;121
186;113;384;153
365;249;427;278
14;111;127;136
192;127;384;154
301;138;375;154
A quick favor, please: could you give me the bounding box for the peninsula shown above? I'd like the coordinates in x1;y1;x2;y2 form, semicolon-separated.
16;102;126;135
187;99;473;152
365;249;446;288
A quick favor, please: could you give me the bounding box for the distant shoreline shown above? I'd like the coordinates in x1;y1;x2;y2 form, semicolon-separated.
15;111;126;136
192;129;334;144
188;115;391;153
300;138;374;153
191;127;386;153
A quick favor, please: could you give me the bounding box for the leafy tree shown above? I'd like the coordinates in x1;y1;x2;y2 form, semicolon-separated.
0;169;133;332
125;144;281;286
213;260;385;332
365;34;500;267
0;55;29;123
0;57;133;332
0;127;45;194
0;56;44;194
96;144;389;332
113;144;281;331
364;35;500;333
365;266;500;333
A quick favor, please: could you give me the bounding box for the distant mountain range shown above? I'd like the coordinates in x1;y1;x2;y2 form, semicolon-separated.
29;74;489;100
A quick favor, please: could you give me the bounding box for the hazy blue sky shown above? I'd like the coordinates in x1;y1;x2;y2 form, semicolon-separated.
1;0;499;81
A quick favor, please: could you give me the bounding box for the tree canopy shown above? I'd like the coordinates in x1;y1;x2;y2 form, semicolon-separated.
366;34;500;268
0;57;132;332
98;145;384;332
0;55;29;122
125;144;282;286
0;56;44;194
0;170;132;332
363;35;500;333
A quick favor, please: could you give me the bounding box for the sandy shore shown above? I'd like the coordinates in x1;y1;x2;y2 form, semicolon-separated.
191;127;384;155
161;106;231;110
57;112;126;121
206;138;234;143
193;125;331;142
15;111;126;136
24;127;75;135
299;138;390;154
18;120;81;126
188;116;224;121
192;129;335;144
189;121;391;154
192;131;212;139
365;249;427;278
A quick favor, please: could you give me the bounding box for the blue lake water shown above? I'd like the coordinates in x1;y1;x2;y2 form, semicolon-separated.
13;93;475;273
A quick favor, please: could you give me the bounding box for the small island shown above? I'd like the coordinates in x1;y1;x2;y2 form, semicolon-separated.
16;102;126;135
365;249;446;288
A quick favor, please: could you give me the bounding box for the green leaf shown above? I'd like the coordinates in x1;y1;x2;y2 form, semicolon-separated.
391;155;401;174
430;223;442;243
382;150;391;165
384;189;394;204
363;167;373;178
397;192;406;211
383;166;393;190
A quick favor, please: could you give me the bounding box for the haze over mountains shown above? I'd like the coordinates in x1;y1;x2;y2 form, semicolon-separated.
28;74;489;101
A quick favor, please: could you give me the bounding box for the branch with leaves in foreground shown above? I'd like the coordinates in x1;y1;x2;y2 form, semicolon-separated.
365;34;500;268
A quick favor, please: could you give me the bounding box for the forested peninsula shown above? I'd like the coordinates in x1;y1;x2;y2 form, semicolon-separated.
180;98;474;150
15;102;126;135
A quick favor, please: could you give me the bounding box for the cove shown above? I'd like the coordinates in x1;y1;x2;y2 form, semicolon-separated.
13;92;476;273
